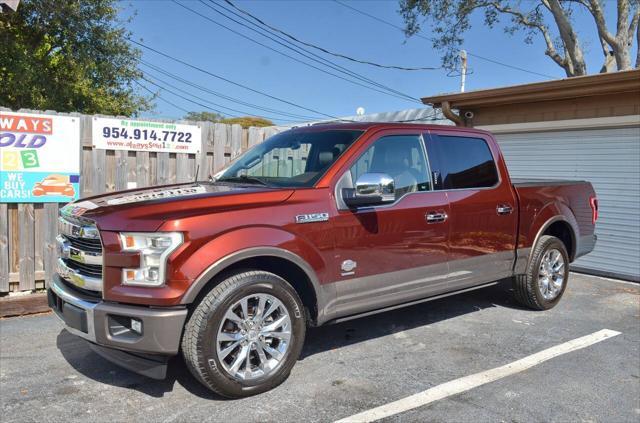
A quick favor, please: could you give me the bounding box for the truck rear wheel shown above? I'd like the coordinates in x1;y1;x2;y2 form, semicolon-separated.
181;270;306;398
512;235;569;310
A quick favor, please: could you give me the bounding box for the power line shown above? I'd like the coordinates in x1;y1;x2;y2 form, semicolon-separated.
179;0;418;103
204;0;419;102
142;71;300;123
465;52;555;79
221;0;440;72
172;0;419;103
127;38;346;120
140;61;320;121
134;80;191;114
332;0;556;80
142;76;237;117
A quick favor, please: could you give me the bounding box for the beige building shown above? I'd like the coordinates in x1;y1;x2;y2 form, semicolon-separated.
422;70;640;281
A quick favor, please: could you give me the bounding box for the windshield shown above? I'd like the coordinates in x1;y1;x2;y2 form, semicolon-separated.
214;129;363;188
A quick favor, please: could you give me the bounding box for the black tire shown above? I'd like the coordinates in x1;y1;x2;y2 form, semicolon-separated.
181;270;306;398
512;235;570;310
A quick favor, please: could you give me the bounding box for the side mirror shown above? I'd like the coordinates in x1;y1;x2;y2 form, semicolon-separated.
342;173;395;208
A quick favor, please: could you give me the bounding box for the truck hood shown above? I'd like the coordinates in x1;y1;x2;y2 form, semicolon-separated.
61;182;295;232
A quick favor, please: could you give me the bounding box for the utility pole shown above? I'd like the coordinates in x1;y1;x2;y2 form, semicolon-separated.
460;50;468;93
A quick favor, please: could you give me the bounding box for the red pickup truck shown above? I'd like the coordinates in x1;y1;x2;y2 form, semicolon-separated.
49;123;597;397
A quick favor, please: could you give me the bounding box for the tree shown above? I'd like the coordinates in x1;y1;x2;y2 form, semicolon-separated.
183;111;274;128
398;0;640;77
0;0;151;115
183;111;224;123
219;116;274;128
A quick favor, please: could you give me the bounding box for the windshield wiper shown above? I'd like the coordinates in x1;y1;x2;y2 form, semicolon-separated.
215;175;271;187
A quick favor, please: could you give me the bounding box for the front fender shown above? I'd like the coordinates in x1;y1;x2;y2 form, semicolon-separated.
176;226;329;305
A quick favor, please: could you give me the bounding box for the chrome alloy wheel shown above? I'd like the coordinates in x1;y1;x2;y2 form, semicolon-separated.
216;293;292;381
538;248;565;300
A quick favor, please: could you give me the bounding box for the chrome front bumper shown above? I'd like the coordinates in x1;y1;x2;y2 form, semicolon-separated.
49;274;100;342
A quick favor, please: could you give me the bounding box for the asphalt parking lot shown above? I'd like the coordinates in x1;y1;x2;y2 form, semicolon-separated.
1;273;638;423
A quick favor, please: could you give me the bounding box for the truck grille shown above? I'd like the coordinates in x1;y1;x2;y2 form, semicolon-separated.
57;215;103;293
62;258;103;278
64;235;102;254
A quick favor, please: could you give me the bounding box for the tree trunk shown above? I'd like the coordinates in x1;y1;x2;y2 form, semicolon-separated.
588;0;638;72
545;0;588;75
615;47;632;70
600;51;617;73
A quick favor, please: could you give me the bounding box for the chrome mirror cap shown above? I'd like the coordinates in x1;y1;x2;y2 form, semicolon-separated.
355;173;395;202
342;173;395;208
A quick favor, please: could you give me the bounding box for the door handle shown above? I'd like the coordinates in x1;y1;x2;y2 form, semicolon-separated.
426;211;448;223
496;204;513;215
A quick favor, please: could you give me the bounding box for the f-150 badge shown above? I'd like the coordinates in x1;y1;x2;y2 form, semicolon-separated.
295;213;329;224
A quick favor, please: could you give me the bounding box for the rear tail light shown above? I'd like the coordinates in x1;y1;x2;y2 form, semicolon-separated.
590;196;599;224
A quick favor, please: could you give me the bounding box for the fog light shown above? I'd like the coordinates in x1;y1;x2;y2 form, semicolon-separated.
108;315;143;340
131;318;143;335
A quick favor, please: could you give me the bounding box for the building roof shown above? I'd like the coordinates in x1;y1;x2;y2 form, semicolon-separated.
421;69;640;108
287;121;483;134
283;107;451;129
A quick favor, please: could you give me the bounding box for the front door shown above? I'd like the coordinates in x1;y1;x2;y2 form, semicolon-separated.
329;132;451;317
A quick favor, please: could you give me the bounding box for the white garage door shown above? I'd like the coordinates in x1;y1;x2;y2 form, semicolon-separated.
495;126;640;281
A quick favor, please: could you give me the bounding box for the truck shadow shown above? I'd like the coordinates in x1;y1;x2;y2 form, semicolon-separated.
56;330;224;399
300;279;520;359
56;280;523;400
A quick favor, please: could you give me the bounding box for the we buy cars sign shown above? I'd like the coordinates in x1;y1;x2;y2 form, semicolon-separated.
0;112;80;203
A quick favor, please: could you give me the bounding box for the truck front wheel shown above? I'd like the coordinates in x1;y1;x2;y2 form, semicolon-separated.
512;235;570;310
181;270;306;398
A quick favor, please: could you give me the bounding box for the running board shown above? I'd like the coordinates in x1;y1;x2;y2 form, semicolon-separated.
326;281;501;325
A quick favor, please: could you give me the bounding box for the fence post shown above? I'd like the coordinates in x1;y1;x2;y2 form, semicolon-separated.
213;123;227;173
18;203;35;291
0;204;8;292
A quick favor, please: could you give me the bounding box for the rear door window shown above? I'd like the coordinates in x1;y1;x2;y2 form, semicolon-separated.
425;134;499;190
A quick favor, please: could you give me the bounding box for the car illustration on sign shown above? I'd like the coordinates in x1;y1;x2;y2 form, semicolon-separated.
32;174;75;197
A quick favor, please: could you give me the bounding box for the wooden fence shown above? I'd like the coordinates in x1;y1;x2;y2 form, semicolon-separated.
0;109;281;294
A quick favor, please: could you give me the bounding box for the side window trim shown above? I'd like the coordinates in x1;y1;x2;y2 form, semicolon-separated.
423;131;444;190
424;132;502;192
418;134;435;191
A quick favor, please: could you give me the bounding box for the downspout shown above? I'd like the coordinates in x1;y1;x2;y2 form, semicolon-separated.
441;101;465;126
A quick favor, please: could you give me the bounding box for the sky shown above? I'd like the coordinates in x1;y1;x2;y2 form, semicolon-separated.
121;0;635;124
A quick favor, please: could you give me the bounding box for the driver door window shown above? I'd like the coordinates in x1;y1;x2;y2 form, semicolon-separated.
349;134;432;199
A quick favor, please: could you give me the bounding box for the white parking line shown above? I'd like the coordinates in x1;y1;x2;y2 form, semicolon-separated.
335;329;621;423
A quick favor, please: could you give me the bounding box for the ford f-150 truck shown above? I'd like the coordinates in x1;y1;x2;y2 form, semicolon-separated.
49;123;598;397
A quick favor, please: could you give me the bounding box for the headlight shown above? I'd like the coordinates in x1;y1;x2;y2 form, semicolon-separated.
118;232;183;287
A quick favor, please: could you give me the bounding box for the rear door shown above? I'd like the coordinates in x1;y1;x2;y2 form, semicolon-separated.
425;131;518;287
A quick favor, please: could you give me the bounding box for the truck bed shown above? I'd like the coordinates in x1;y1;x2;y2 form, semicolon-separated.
512;178;596;261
